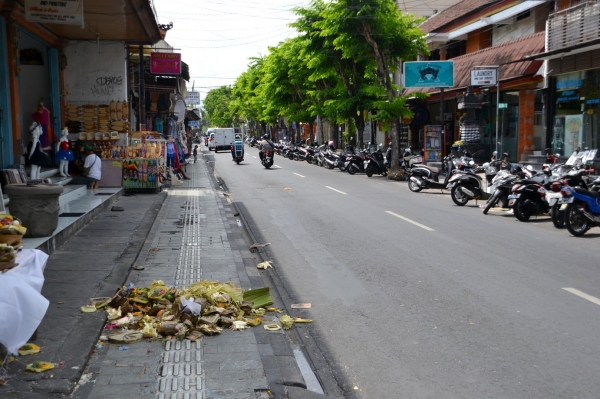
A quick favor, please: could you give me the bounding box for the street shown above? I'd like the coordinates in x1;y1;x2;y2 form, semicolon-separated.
210;145;600;398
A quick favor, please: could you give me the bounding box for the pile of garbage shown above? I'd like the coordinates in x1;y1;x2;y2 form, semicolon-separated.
82;280;279;343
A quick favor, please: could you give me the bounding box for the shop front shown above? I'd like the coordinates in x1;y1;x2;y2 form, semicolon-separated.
403;32;545;163
548;68;600;161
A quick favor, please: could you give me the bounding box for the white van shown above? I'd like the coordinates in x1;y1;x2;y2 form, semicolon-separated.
212;128;235;152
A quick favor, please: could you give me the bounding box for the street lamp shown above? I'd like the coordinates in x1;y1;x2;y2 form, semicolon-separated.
473;65;500;157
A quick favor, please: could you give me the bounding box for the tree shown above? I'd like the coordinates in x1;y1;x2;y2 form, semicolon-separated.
293;0;381;149
317;0;428;165
203;86;236;127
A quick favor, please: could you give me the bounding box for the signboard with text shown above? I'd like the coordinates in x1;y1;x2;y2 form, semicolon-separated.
403;61;454;88
187;91;200;105
25;0;84;25
471;69;497;86
150;52;182;75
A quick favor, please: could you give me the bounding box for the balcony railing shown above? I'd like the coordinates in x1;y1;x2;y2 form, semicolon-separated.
546;0;600;52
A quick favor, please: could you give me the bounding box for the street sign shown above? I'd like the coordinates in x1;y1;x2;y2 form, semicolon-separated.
187;91;200;105
403;61;454;88
471;69;497;86
499;103;508;109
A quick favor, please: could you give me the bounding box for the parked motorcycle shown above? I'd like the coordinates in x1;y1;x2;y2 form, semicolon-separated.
407;155;456;192
446;161;498;206
364;144;387;177
561;177;600;236
507;167;553;221
481;168;522;214
345;150;369;175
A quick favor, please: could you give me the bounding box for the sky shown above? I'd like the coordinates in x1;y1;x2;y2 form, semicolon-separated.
152;0;312;107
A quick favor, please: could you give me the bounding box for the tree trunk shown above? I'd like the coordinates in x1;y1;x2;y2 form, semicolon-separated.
354;114;365;150
308;122;314;144
391;116;401;168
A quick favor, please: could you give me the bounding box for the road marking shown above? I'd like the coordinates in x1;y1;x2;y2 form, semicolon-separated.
252;156;257;159
273;165;282;169
325;186;347;195
293;173;305;178
385;211;435;231
563;288;600;306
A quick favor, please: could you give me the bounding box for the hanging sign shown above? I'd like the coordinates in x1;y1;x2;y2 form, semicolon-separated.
151;52;182;75
404;61;454;88
471;69;497;86
25;0;84;25
186;91;200;105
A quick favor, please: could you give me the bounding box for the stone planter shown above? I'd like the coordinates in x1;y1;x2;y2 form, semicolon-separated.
4;184;63;237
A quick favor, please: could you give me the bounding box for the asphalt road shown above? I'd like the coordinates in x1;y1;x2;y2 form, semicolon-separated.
207;145;600;399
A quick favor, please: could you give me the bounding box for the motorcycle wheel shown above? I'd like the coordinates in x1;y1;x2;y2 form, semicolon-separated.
551;204;565;228
339;163;347;172
408;177;422;192
327;163;335;170
347;164;357;175
514;199;533;222
264;163;271;169
366;165;374;177
451;185;470;206
565;202;589;236
483;192;499;214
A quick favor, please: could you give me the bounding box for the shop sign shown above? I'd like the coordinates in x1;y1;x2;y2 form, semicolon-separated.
187;91;200;105
556;72;583;90
470;69;497;86
499;103;508;109
404;61;454;88
151;52;182;75
25;0;84;26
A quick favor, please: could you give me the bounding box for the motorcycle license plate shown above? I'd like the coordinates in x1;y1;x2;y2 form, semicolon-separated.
559;197;574;209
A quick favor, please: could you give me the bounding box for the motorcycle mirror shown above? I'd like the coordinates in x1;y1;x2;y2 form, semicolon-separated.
526;165;534;171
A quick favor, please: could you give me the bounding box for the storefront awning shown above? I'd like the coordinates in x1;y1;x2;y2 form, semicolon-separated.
39;0;162;44
405;31;545;95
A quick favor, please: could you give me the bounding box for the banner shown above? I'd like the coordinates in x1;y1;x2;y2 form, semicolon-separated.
151;52;182;75
25;0;84;26
403;61;454;88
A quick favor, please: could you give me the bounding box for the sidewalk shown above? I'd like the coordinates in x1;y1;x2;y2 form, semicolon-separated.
2;151;328;399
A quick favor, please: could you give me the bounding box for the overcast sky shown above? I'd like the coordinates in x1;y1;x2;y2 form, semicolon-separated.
152;0;311;107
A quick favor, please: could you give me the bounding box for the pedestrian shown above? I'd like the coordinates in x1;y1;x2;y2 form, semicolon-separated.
69;146;102;189
193;145;198;163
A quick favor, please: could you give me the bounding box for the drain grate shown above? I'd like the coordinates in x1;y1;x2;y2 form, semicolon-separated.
59;212;85;217
94;193;114;196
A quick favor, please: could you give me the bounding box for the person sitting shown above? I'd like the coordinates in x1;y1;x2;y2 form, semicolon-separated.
258;134;274;161
69;146;101;189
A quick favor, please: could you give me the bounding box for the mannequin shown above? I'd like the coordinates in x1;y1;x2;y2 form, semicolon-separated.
166;136;175;168
55;128;74;177
28;122;51;180
31;101;53;151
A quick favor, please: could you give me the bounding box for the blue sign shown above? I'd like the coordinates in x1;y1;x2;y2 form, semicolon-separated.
403;61;454;88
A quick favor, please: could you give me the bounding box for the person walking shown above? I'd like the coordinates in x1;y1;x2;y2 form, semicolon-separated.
193;145;198;163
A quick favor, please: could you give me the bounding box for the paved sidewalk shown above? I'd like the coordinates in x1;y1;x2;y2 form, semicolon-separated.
2;151;331;399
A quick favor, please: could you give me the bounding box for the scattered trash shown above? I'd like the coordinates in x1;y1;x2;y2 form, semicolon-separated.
111;206;124;212
118;346;129;351
80;305;97;313
132;265;145;270
256;260;273;269
0;377;7;386
18;344;40;356
279;315;313;330
99;335;108;341
291;303;311;309
283;187;292;190
249;242;270;253
25;361;55;373
72;366;80;370
82;280;278;343
58;362;65;367
95;344;104;350
264;324;281;331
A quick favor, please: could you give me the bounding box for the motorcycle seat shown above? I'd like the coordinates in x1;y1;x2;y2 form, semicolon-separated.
419;165;440;174
573;187;600;198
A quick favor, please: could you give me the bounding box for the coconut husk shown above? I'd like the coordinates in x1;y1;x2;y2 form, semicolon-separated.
219;316;235;327
198;314;220;325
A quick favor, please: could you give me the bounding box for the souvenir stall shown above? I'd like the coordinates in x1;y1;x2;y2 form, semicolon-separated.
121;133;166;193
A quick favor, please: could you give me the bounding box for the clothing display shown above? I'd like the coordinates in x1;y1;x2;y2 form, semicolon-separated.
27;141;51;166
155;116;163;134
56;141;75;161
168;117;177;140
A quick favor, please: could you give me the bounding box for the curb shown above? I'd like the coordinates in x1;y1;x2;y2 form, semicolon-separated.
206;148;340;397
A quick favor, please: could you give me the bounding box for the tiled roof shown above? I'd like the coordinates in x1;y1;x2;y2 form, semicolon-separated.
419;0;499;33
404;32;545;94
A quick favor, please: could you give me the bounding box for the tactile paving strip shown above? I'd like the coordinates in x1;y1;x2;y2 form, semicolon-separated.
157;170;208;399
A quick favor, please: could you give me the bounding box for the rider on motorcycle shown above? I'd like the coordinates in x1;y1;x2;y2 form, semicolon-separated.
259;134;274;161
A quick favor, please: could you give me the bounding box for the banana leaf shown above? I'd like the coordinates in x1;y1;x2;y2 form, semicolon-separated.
243;287;273;309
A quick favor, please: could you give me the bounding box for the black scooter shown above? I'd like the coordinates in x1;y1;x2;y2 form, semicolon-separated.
407;155;455;192
364;144;387;177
